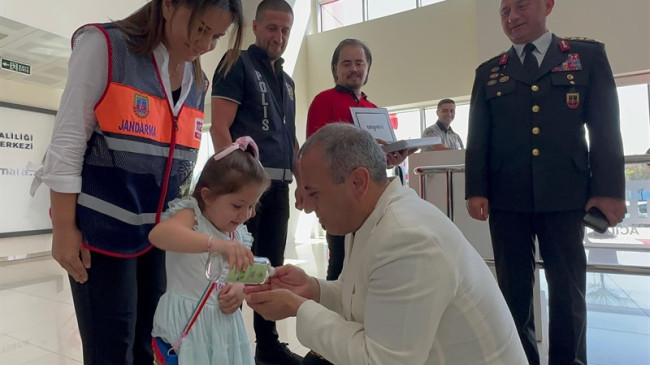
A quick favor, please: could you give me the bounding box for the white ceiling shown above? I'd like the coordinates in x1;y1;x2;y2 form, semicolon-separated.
0;1;290;93
0;16;70;89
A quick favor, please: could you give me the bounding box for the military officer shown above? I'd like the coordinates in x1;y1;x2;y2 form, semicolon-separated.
465;0;626;364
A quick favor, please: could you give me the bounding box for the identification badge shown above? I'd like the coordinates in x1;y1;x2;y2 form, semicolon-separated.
566;92;580;109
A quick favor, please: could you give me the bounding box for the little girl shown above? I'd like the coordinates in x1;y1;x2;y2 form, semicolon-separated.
149;136;269;364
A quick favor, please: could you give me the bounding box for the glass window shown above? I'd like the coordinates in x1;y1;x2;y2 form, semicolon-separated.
390;109;422;184
539;271;650;364
424;103;470;146
579;83;650;363
321;0;363;32
617;83;650;155
367;0;416;21
392;109;421;141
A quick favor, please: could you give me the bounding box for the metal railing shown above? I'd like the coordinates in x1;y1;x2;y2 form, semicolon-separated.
413;154;650;276
414;164;465;220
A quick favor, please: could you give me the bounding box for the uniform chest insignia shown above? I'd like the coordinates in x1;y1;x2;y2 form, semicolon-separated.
133;93;149;118
499;75;510;83
487;79;498;86
499;53;509;65
552;54;583;72
286;83;294;101
489;73;500;79
566;92;580;109
491;67;500;73
559;39;571;52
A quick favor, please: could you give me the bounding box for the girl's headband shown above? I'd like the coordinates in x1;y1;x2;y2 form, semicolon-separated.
213;136;260;161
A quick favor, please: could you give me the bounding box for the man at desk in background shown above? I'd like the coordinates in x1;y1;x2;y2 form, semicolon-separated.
421;98;464;151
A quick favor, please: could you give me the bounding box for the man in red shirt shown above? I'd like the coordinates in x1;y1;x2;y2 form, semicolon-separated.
306;39;377;137
305;39;408;168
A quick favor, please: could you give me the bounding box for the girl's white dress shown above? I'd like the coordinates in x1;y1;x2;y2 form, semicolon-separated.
152;197;254;364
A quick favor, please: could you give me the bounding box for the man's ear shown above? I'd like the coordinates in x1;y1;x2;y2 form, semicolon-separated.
348;167;370;197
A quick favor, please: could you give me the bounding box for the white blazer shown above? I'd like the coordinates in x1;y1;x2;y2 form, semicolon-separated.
296;178;527;365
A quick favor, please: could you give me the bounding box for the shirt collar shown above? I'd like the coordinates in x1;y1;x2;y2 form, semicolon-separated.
153;42;193;116
512;30;553;59
248;44;285;68
436;120;452;132
334;84;367;101
351;178;402;253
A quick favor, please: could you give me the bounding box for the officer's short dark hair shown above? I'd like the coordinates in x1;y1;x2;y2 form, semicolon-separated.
437;99;455;108
331;39;372;85
256;0;293;22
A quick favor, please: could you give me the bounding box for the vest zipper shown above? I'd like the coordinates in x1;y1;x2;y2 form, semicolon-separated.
150;53;184;225
155;111;182;224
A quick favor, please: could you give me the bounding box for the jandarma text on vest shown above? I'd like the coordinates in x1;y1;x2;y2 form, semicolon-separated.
118;120;157;137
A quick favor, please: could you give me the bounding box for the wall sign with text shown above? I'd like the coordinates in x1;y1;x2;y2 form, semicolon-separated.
0;102;54;236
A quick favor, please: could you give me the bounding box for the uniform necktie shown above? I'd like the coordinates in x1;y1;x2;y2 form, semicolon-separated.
523;43;539;77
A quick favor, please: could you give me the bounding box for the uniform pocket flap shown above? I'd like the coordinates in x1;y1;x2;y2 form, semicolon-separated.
551;72;586;86
485;81;516;100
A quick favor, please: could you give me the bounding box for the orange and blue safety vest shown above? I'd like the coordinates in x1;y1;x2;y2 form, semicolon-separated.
73;23;207;257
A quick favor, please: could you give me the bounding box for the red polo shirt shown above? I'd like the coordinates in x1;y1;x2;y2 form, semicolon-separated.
306;85;378;138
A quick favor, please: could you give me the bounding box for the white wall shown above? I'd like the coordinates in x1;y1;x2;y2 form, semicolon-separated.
0;0;148;39
0;79;62;110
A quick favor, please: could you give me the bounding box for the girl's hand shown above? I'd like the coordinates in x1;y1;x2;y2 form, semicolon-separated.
221;240;254;272
218;283;244;314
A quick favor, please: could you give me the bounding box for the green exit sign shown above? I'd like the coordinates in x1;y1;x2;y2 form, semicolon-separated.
1;58;31;75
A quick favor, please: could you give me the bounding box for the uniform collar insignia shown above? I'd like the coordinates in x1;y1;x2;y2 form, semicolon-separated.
499;53;509;65
559;39;571;52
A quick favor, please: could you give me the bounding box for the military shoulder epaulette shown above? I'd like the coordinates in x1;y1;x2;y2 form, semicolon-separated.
478;51;507;68
564;36;600;43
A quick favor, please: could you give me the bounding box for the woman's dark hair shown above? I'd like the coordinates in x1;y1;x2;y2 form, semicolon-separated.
192;148;270;211
115;0;244;87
